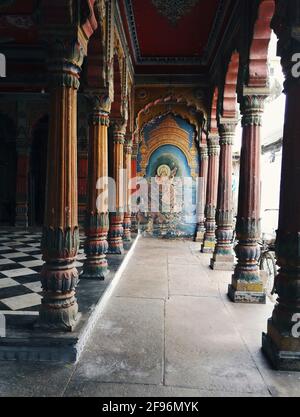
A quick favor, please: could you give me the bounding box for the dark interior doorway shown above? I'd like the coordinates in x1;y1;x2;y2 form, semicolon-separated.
29;115;48;227
0;114;17;226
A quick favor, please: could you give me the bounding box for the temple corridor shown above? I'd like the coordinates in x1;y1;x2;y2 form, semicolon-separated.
1;236;300;397
2;0;300;393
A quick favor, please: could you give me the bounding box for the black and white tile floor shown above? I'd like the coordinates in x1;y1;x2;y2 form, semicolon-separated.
0;229;85;315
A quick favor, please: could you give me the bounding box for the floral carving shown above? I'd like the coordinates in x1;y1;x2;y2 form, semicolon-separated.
151;0;200;25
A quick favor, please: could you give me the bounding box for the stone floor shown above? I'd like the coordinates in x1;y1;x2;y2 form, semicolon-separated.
1;236;300;397
0;229;85;313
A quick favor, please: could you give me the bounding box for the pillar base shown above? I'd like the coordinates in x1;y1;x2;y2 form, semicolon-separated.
37;309;81;333
228;283;266;304
78;209;85;228
107;246;124;255
108;214;124;255
194;230;205;243
210;254;235;271
15;206;28;228
262;328;300;372
201;240;215;253
81;265;108;280
15;220;28;228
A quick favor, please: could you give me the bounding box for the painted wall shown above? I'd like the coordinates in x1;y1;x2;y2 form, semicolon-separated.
137;114;199;238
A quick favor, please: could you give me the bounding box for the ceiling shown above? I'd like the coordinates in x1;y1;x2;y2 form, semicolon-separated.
0;0;239;90
0;0;37;45
119;0;236;76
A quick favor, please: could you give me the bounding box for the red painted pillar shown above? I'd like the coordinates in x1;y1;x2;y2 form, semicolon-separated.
107;120;126;254
262;2;300;370
201;135;220;253
195;144;208;243
130;143;138;233
228;90;267;303
82;95;110;280
39;42;84;331
77;99;89;226
123;134;132;242
211;119;237;270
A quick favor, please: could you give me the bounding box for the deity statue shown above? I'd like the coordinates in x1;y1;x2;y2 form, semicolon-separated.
154;163;179;212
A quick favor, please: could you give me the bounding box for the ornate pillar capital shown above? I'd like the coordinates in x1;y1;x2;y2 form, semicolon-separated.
240;88;269;127
199;144;208;161
218;118;238;146
112;118;127;133
207;134;220;156
47;40;85;90
111;119;127;144
88;94;111;126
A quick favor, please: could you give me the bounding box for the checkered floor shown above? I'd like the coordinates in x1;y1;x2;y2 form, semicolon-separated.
0;229;85;315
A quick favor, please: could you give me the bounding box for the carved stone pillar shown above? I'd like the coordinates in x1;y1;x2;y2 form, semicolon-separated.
78;152;88;227
211;120;237;270
131;141;138;233
39;42;84;331
262;1;300;370
201;135;220;253
78;98;89;226
228;91;267;304
123;134;132;242
195;144;208;243
82;95;110;280
15;142;30;227
107;121;126;254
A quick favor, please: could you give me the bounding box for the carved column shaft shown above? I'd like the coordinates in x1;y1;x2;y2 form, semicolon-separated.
195;145;208;243
78;153;88;226
201;135;220;253
228;92;267;303
82;97;110;279
108;123;126;254
131;142;138;233
39;43;83;331
211;120;237;270
78;102;89;226
262;1;300;370
15;145;30;227
123;134;132;242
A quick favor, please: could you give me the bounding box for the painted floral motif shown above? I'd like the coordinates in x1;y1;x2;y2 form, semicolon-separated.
151;0;200;25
